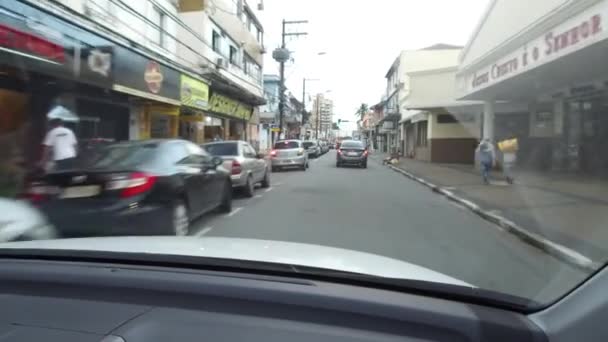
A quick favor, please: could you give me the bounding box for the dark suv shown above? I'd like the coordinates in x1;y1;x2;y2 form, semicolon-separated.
336;140;368;168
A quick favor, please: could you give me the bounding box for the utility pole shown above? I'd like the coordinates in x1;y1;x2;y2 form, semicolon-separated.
273;20;307;141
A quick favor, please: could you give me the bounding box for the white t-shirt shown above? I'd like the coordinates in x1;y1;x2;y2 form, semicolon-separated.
43;126;77;161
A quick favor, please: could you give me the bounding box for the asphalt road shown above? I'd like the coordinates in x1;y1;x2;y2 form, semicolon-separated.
190;150;588;304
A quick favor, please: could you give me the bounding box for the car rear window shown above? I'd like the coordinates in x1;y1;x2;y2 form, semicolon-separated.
79;144;159;169
204;143;238;156
303;141;315;148
274;141;299;149
341;141;364;149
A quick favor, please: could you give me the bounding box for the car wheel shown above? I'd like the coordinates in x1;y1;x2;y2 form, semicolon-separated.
171;200;189;236
243;175;255;197
218;181;232;213
261;169;270;188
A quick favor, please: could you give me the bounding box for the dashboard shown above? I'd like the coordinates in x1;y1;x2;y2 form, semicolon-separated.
0;258;546;342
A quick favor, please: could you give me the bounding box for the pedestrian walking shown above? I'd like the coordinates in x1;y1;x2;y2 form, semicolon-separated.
41;118;78;171
498;134;519;184
476;139;495;185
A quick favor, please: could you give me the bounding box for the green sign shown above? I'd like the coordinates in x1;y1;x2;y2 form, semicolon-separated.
209;93;252;120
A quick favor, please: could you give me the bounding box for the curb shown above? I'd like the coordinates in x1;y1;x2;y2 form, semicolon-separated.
384;163;600;272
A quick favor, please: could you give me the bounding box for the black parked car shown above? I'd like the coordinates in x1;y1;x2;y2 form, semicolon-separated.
23;139;232;237
336;140;368;168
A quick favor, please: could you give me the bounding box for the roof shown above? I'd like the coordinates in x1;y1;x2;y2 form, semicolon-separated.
407;66;458;77
419;43;463;50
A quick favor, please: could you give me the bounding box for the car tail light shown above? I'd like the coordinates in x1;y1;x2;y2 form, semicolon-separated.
297;148;304;156
106;172;157;198
270;150;277;158
22;182;59;203
231;160;242;175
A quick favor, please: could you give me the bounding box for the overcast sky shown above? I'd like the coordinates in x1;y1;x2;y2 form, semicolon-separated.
256;0;490;133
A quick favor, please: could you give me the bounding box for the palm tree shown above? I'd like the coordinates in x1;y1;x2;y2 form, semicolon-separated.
355;103;369;119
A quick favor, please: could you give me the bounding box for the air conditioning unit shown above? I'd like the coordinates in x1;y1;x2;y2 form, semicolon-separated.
216;58;227;69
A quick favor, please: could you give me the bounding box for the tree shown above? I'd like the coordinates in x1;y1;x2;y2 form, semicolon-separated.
355;103;369;119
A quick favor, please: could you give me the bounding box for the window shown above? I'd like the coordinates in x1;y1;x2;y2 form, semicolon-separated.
204;143;238;156
243;54;261;83
256;28;263;44
229;45;238;65
243;144;257;158
150;6;168;49
437;114;458;124
416;121;428;147
212;30;221;53
274;141;299;149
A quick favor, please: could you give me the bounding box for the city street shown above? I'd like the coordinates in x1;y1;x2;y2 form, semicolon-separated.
189;151;588;303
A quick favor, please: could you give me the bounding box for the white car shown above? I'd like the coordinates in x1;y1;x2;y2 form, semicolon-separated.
0;198;57;242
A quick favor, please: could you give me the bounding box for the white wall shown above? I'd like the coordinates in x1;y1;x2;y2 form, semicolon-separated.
56;0;179;57
460;0;573;68
428;113;481;139
408;69;458;107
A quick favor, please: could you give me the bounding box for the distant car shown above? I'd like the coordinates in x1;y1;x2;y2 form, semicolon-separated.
336;140;368;168
0;198;57;242
270;140;308;172
303;140;321;158
203;140;270;197
23;139;232;238
319;140;330;154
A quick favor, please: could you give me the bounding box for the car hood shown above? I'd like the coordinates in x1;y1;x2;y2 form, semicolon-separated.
0;236;471;287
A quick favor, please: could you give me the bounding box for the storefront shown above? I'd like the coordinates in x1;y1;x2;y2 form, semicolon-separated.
456;0;608;173
0;0;129;196
179;74;210;143
112;47;181;139
205;92;253;143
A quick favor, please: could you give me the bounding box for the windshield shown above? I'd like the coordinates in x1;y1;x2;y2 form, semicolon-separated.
1;0;605;311
204;143;238;156
78;144;158;169
341;141;364;149
274;141;300;149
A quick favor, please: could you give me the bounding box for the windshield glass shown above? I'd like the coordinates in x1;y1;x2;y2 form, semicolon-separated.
274;141;299;149
1;0;605;310
204;143;238;156
79;144;158;169
341;141;364;149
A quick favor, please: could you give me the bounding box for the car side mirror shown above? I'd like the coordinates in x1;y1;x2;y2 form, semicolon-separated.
212;157;223;168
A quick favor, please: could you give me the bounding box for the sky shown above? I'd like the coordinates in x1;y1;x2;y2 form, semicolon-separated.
255;0;490;134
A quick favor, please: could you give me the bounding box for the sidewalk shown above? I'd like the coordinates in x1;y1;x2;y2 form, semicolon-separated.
372;153;608;266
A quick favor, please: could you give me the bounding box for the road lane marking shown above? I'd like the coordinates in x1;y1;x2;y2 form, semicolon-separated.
195;226;213;237
254;194;263;198
226;207;243;217
264;187;273;193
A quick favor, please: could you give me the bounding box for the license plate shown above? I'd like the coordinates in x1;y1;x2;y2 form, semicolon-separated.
347;152;358;156
60;185;101;199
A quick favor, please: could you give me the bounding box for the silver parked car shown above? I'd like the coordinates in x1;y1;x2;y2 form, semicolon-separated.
203;141;270;197
303;140;321;158
270;140;309;172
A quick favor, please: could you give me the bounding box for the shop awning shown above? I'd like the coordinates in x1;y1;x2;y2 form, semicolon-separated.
406;100;482;110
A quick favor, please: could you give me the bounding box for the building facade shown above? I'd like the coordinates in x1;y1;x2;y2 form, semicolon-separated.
456;0;608;173
312;93;333;139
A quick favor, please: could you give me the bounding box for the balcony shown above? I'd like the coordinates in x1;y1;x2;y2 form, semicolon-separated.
178;0;206;12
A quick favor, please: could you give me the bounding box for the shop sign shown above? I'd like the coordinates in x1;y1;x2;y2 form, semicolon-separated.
464;2;607;95
180;74;209;109
113;46;180;105
209;93;253;120
0;23;65;64
0;1;115;88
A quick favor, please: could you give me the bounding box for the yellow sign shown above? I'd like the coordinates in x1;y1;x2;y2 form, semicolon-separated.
209;93;252;120
270;127;281;132
147;104;180;116
180;75;209;110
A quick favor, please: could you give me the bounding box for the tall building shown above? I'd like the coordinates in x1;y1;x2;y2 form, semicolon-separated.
312;94;333;139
